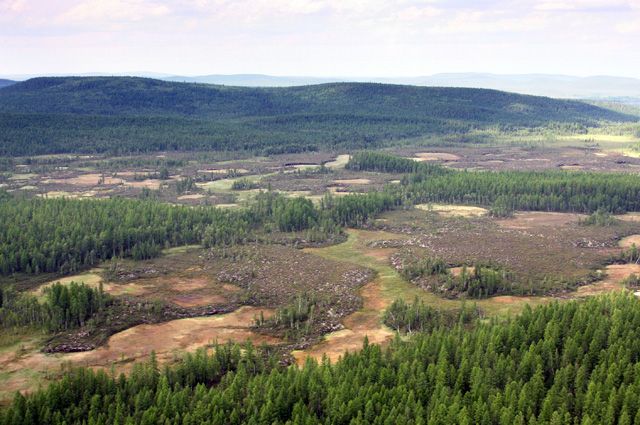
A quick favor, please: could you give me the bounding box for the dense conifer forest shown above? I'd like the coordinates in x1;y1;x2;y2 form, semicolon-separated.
4;294;640;424
0;77;635;156
349;152;640;213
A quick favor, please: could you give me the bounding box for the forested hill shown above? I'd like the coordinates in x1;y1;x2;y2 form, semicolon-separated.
0;76;631;121
0;77;636;156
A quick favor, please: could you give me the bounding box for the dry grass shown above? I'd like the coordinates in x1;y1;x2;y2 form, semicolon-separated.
619;235;640;248
412;152;460;161
0;307;278;402
576;264;640;297
497;211;586;229
416;203;488;218
325;154;351;169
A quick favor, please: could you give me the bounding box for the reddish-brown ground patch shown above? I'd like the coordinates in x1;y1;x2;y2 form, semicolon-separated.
576;264;640;296
0;307;278;402
45;174;124;186
292;278;393;365
497;211;586;229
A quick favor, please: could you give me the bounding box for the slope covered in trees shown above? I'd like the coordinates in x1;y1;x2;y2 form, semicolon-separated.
0;77;635;156
348;152;640;213
4;294;640;424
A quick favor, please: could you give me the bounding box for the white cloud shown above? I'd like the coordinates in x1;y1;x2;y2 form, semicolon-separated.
60;0;170;23
0;0;26;12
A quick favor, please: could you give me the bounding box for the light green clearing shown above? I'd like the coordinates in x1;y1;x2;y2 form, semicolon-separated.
325;154;351;170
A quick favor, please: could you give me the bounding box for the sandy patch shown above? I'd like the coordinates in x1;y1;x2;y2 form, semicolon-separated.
497;212;585;229
123;179;163;189
293;279;393;365
560;165;584;170
0;306;279;401
576;264;640;296
449;266;476;277
64;306;277;367
325;154;351;169
618;213;640;223
45;174;124;186
412;152;460;162
415;203;487;218
619;235;640;249
32;269;103;297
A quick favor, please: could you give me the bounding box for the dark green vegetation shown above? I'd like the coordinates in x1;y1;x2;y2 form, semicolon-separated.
0;189;401;275
439;265;512;299
348;151;640;213
0;77;635;156
5;294;640;424
580;208;619;226
383;297;480;333
0;282;107;332
398;255;511;299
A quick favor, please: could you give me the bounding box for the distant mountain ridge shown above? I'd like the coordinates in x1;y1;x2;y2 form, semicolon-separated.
160;73;640;100
0;79;15;89
3;73;640;100
0;76;635;156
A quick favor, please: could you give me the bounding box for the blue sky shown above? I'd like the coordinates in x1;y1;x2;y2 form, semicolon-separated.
1;0;639;77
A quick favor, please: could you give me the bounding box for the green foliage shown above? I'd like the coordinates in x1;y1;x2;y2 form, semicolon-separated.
255;294;317;340
439;265;512;298
5;294;640;424
0;282;108;332
230;178;259;190
0;196;235;275
400;256;449;281
0;77;635;156
347;151;447;175
175;176;195;194
488;195;515;218
383;297;480;333
581;208;619;226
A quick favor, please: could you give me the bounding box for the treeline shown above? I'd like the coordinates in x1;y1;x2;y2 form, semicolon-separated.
347;152;640;213
0;196;234;275
346;151;448;175
0;282;108;332
6;294;640;424
0;189;403;276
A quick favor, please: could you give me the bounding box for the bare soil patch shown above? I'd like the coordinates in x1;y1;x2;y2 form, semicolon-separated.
576;264;640;296
497;211;586;229
416;203;488;218
413;152;461;161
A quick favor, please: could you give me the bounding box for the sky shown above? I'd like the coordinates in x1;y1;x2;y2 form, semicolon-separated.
1;0;639;78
